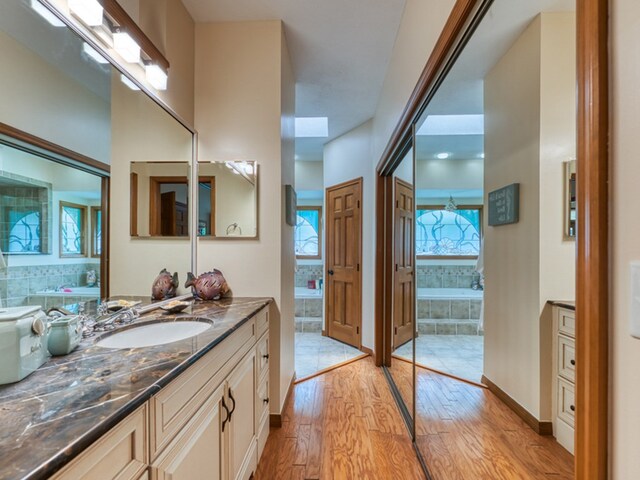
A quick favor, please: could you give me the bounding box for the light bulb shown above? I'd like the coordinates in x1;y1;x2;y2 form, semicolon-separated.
145;64;168;90
113;31;140;63
69;0;103;26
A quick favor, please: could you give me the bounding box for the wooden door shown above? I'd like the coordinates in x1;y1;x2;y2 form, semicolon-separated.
227;350;257;480
325;178;362;348
160;191;177;236
151;384;225;480
393;178;414;349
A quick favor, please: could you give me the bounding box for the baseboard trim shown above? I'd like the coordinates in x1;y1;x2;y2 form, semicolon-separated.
481;375;553;436
270;373;296;428
360;345;374;356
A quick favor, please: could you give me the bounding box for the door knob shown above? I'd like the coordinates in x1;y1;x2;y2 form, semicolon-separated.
328;270;334;275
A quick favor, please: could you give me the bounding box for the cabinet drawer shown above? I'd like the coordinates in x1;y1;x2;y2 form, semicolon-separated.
557;378;576;427
150;319;256;459
557;307;575;338
558;335;576;383
256;307;269;339
52;404;148;480
256;333;269;382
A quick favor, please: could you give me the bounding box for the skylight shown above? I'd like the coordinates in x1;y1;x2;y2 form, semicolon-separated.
295;117;328;138
417;114;484;136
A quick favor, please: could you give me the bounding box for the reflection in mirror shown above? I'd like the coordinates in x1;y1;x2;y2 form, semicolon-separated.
0;142;102;310
387;146;416;427
565;159;576;239
130;162;190;237
197;161;258;238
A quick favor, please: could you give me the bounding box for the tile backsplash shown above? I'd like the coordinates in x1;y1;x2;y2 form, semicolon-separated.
295;264;324;288
0;262;100;307
416;265;480;289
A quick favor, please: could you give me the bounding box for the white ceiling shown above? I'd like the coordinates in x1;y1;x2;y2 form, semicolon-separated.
182;0;407;146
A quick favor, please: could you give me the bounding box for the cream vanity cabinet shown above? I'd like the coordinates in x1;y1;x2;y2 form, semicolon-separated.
552;305;576;454
51;306;270;480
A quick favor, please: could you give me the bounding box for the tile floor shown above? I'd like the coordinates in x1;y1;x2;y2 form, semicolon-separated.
394;335;484;383
295;332;363;379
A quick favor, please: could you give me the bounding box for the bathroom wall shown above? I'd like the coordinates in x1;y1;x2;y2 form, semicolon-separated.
323;120;376;349
295;161;323;192
483;13;576;421
194;20;295;416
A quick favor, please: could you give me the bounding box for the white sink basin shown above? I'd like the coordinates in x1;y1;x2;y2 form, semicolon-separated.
96;321;212;349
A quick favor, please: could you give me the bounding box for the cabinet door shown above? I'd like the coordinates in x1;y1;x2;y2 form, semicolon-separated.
152;384;225;480
227;350;257;480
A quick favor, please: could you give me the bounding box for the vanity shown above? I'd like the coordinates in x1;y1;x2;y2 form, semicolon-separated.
0;297;271;480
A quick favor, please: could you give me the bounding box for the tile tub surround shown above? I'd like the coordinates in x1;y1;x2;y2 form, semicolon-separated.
416;264;480;289
418;287;484;335
295;285;323;331
0;262;100;307
295;264;324;288
0;296;272;480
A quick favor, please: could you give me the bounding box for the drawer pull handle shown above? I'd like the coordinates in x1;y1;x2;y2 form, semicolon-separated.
570;359;576;366
263;397;269;405
570;405;575;412
221;397;230;432
228;388;237;423
263;354;270;360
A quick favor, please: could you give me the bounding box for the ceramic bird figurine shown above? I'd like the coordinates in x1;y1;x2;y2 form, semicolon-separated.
185;269;230;301
152;269;179;300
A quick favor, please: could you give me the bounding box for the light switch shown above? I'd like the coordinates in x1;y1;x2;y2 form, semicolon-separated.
630;262;640;338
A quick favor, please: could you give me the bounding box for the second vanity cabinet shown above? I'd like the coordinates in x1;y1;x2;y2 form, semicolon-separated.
51;305;270;480
552;305;576;455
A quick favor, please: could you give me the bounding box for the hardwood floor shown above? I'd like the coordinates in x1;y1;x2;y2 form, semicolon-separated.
254;357;424;479
256;357;574;480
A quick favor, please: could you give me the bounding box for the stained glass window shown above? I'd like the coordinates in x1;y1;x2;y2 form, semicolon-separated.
60;203;86;256
295;207;321;258
92;207;102;257
8;211;41;253
416;207;481;258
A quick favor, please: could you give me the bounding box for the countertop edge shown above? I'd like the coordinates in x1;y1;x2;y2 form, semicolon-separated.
548;300;575;310
24;297;272;480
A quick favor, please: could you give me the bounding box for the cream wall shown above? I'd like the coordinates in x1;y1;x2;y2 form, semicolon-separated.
323;120;376;349
371;0;455;163
295;161;324;192
483;14;575;420
0;31;110;164
194;20;295;415
416;159;484;190
611;0;640;477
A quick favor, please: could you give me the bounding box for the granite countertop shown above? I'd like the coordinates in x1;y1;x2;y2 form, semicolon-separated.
548;300;575;310
0;296;272;480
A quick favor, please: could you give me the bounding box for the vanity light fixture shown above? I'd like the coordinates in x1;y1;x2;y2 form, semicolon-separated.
145;64;168;91
30;0;65;27
82;42;109;64
113;30;141;63
68;0;104;27
120;74;140;91
436;152;450;159
243;162;254;175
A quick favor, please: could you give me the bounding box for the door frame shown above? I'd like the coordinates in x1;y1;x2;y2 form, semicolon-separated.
325;177;364;349
373;0;609;477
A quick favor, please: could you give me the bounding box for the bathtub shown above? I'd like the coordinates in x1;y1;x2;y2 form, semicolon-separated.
295;287;322;299
36;287;100;297
417;287;483;300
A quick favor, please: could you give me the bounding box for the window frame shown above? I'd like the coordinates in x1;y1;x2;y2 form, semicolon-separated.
91;206;102;258
416;204;483;260
59;201;87;258
295;205;322;260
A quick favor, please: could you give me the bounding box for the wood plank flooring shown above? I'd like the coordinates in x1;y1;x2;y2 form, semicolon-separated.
254;357;424;480
255;357;574;480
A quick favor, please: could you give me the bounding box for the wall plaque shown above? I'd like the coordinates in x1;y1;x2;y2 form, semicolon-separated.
488;183;520;226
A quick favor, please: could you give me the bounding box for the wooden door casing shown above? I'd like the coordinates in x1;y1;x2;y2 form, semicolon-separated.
325;178;363;349
393;178;414;349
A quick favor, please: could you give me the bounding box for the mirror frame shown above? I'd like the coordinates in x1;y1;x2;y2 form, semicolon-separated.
374;0;610;477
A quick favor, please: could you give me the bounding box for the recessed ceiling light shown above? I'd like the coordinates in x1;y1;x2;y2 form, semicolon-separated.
82;43;108;64
418;115;484;136
120;74;140;91
436;152;450;159
113;31;141;63
69;0;103;27
145;64;168;90
30;0;65;27
295;117;328;138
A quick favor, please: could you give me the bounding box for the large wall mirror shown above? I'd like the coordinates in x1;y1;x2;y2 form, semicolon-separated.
379;0;578;478
0;0;195;301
